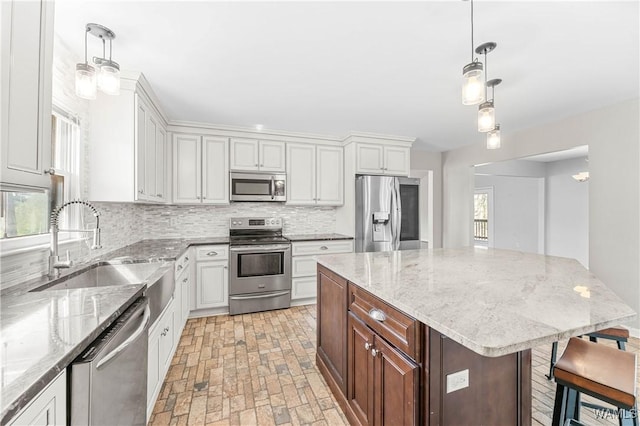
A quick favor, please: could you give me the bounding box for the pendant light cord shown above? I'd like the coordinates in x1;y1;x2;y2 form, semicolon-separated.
470;0;475;62
84;27;89;64
484;51;488;99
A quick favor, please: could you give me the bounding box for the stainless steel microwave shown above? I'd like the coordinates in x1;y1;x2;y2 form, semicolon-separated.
230;172;286;202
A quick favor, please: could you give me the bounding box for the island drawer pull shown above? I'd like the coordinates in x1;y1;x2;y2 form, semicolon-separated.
207;251;218;256
364;342;372;350
177;264;183;271
371;348;381;357
368;308;387;322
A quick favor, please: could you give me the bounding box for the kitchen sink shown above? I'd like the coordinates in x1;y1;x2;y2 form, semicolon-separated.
32;261;175;324
32;262;167;291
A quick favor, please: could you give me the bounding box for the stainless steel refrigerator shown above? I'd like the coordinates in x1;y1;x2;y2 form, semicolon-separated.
355;175;421;252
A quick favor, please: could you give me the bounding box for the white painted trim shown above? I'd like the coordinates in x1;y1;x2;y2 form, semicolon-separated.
169;120;342;144
475;187;494;248
291;298;316;307
537;178;546;255
342;131;415;147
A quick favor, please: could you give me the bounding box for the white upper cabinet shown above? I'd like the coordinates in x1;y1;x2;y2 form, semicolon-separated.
230;138;285;172
287;143;316;205
90;76;169;203
1;0;54;189
355;143;409;176
202;136;229;204
173;134;229;204
286;143;343;206
316;145;344;205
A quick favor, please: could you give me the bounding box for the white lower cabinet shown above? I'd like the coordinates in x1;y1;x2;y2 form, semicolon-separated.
192;245;229;311
147;298;176;418
9;370;66;426
290;239;354;304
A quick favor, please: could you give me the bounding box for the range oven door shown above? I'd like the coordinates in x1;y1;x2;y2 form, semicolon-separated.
229;244;291;295
230;172;286;202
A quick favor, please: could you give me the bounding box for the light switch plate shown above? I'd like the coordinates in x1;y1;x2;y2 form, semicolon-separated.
446;369;469;393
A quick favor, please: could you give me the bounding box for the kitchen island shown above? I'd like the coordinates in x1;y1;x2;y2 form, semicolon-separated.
315;248;636;425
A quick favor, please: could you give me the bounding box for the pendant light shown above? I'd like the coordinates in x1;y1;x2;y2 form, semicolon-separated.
75;27;97;99
475;42;497;132
487;124;501;149
462;0;484;105
479;78;501;132
75;23;120;99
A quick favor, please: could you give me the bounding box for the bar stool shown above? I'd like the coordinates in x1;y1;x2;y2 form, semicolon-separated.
546;327;629;380
552;337;638;426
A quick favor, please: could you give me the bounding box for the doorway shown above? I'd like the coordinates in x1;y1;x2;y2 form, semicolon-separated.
474;187;493;247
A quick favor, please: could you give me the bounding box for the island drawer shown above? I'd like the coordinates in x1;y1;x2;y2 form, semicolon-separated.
348;283;421;361
194;245;229;261
292;240;354;256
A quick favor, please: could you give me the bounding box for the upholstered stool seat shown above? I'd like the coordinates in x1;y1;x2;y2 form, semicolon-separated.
546;326;629;380
552;337;638;426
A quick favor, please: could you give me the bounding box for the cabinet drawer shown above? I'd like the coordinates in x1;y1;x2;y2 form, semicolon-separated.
175;249;191;276
292;239;353;256
195;245;229;261
348;284;421;361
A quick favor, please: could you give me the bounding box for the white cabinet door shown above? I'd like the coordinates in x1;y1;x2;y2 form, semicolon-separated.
9;370;66;426
158;304;175;378
259;141;286;172
1;0;54;189
292;276;317;301
144;113;158;200
155;126;167;201
356;143;385;174
173;134;202;204
384;146;410;176
135;97;150;200
202;136;229;204
180;270;191;326
286;143;316;205
196;262;228;309
230;138;259;171
316;145;343;205
146;326;160;414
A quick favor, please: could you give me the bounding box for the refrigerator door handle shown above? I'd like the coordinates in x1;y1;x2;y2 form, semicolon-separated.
391;178;402;250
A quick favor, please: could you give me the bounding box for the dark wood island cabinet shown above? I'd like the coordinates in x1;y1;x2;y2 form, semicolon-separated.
317;263;530;426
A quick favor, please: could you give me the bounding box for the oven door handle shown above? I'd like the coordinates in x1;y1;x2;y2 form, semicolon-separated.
96;303;150;371
230;291;290;300
230;245;291;252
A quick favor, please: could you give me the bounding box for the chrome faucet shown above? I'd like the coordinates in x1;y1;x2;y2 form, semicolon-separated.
49;200;102;278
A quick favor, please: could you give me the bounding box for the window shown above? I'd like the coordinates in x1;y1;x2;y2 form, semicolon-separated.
474;192;488;242
0;108;82;240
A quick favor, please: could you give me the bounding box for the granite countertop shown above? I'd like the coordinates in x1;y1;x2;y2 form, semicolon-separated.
0;236;229;424
285;233;353;242
317;247;637;357
1;284;145;423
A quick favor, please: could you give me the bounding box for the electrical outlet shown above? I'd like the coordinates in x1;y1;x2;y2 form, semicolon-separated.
446;369;469;393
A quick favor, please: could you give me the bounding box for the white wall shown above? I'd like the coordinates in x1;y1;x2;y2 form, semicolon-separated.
443;99;640;331
545;157;589;267
410;150;442;248
475;175;543;254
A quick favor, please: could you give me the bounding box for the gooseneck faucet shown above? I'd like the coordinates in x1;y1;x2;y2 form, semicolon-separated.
49;200;102;278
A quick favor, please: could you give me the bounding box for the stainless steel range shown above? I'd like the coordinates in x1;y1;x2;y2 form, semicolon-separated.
229;217;291;315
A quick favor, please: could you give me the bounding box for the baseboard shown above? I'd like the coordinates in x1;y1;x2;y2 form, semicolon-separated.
290;298;317;307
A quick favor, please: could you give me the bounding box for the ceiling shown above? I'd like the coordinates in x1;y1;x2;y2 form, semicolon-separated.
54;1;639;151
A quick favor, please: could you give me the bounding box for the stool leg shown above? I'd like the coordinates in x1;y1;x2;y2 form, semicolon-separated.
552;383;568;426
618;404;638;426
589;335;597;343
547;341;558;380
566;388;581;422
617;340;626;350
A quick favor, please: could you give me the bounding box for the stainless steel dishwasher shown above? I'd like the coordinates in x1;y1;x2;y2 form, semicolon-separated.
69;297;150;425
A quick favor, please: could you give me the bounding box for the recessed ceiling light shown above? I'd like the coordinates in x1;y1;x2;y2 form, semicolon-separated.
255;124;264;131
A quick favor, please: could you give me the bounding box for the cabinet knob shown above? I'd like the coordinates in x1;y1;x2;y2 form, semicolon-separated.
183;277;188;283
156;194;162;197
320;246;328;250
185;257;189;261
206;251;218;256
202;196;206;199
364;342;372;350
260;164;264;167
224;266;228;269
177;264;183;271
138;189;144;194
255;164;259;167
371;348;381;357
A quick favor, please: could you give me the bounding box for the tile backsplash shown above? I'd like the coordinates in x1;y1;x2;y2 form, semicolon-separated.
0;202;336;289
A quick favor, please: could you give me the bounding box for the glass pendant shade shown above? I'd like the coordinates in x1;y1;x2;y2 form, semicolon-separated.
75;63;97;99
97;60;120;95
462;62;485;105
487;125;501;149
477;101;495;132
